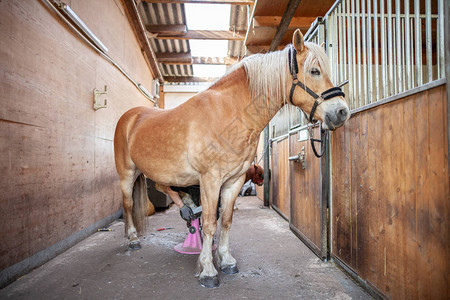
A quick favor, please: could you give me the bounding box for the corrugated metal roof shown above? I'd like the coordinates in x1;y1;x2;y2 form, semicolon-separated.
228;5;247;58
140;2;192;78
138;2;247;82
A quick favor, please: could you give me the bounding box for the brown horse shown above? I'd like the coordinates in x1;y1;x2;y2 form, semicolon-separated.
114;30;349;288
245;164;264;186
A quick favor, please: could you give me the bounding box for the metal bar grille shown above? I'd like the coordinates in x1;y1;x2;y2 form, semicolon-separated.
323;0;445;110
272;0;446;137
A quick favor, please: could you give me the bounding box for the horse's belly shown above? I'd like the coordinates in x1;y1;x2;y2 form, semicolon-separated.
132;154;199;187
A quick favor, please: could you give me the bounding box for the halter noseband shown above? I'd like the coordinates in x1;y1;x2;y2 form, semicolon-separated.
288;45;345;123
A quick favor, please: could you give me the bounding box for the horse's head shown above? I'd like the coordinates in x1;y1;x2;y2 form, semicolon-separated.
289;29;350;131
251;164;264;186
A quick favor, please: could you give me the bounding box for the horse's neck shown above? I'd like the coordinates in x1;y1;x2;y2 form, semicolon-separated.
212;67;285;133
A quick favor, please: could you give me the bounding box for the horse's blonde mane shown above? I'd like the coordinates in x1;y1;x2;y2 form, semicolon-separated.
226;42;330;112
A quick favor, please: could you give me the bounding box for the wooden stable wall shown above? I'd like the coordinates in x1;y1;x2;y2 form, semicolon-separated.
271;137;289;218
0;0;154;285
331;83;449;299
289;127;324;257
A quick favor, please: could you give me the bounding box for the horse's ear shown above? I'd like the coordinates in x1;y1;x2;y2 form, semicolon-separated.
293;29;305;53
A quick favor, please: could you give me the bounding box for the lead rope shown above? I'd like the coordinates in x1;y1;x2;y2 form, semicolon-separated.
308;125;328;158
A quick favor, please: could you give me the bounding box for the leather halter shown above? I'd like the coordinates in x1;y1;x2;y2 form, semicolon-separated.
288;45;345;123
288;45;346;158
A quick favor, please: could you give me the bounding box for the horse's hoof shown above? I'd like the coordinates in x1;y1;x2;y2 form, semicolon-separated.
221;264;239;275
199;276;220;288
128;241;141;251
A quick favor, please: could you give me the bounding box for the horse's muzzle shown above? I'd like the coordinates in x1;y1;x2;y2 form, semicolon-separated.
324;106;350;131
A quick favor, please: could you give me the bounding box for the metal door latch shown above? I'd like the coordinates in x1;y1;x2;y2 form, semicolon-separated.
93;85;108;110
288;146;306;169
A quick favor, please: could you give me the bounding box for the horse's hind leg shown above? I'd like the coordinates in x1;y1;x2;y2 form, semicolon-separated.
217;175;246;275
119;168;142;250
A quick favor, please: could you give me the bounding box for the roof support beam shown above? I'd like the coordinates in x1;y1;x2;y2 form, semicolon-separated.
147;27;246;40
142;0;254;5
164;76;218;82
269;0;302;51
156;52;192;64
253;16;315;30
146;25;187;36
156;53;238;65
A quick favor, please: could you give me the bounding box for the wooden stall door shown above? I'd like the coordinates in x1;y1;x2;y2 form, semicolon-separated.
289;126;327;259
270;137;289;219
331;84;450;299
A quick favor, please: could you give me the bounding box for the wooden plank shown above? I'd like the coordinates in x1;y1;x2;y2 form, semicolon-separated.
190;56;238;65
403;93;419;299
414;90;431;299
253;0;334;18
332;124;352;264
331;129;341;257
151;29;246;40
146;24;187;36
383;100;405;299
364;108;381;287
163;76;218;82
156;53;238;65
272;138;289;218
310;126;321;247
253;16;315;29
426;86;450;299
156;52;191;62
271;141;280;210
268;0;302;51
355;109;369;278
283;139;290;217
142;0;254;4
341;120;352;265
349;114;359;268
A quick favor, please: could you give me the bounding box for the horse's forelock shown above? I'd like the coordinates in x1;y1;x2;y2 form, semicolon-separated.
303;42;331;78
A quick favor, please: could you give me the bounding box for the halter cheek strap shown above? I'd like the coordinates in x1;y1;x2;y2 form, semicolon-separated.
288;45;345;123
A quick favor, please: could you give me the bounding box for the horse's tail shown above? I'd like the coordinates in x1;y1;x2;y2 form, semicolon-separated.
131;174;149;234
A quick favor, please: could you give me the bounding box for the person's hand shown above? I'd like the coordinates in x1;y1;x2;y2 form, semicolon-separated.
180;205;194;221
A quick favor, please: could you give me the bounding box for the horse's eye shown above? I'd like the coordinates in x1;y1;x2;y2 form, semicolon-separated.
310;68;321;76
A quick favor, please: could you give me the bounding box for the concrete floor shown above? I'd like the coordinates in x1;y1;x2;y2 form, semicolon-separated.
0;197;371;300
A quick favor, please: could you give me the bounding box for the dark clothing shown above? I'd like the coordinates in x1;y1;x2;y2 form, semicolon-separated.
170;185;221;220
170;185;200;207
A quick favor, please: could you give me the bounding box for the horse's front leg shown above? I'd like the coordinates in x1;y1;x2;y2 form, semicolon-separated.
217;175;246;274
197;175;221;288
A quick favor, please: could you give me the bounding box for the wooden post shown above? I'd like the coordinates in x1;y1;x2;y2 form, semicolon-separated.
263;126;270;207
445;0;450;192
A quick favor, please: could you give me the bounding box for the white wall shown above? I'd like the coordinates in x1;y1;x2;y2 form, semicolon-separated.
164;92;197;109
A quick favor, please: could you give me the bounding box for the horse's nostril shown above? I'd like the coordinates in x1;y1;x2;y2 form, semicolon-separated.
338;108;348;120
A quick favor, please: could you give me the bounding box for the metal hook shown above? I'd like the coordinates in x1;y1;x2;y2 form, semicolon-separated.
93;85;108;110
